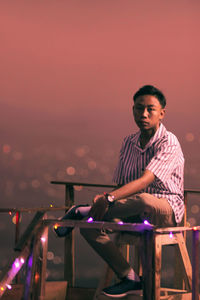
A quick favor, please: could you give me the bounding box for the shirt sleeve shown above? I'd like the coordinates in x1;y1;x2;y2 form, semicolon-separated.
113;138;126;185
146;139;180;183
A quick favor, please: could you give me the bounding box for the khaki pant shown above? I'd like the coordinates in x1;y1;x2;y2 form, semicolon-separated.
80;193;176;279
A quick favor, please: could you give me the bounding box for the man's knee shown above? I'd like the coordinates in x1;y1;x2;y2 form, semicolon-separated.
134;193;154;211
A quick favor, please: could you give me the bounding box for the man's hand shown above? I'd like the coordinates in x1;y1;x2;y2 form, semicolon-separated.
89;194;109;221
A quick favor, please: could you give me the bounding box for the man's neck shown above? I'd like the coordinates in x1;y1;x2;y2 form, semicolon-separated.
140;127;157;149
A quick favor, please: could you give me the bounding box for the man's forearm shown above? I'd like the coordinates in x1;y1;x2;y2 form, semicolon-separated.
110;170;155;201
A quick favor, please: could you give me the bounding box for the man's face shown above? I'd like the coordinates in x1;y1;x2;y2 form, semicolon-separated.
133;95;165;132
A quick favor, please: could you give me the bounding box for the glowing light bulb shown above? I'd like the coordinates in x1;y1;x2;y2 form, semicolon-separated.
1;287;4;291
169;232;173;238
193;226;198;231
50;204;53;208
35;272;40;283
20;258;25;264
54;225;58;230
9;211;12;216
6;284;12;290
144;220;150;225
41;237;46;243
118;221;123;225
87;217;93;223
14;260;20;268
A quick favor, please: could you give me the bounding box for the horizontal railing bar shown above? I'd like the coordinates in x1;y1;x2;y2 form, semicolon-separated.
44;219;154;232
44;219;200;233
15;211;46;251
0;187;199;214
184;189;200;194
51;181;200;194
155;226;200;234
0;206;69;213
51;181;117;188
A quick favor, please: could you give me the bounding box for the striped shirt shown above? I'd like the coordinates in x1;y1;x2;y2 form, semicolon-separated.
113;123;184;224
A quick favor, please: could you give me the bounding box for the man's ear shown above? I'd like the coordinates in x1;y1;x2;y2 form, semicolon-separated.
160;108;165;120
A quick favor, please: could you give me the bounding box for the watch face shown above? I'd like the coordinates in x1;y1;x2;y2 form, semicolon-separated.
108;195;114;202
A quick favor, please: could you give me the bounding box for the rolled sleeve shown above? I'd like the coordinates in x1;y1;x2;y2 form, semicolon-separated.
146;143;178;183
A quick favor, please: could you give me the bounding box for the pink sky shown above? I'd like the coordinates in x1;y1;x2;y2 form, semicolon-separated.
0;0;200;286
0;0;199;192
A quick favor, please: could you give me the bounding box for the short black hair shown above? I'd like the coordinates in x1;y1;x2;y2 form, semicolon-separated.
133;85;166;108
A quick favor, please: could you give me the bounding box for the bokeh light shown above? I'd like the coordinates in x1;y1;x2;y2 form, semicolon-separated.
2;144;11;154
185;133;195;142
66;166;76;176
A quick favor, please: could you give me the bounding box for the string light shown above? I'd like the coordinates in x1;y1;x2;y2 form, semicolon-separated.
41;237;46;243
6;284;12;290
1;287;4;291
87;217;93;223
193;226;198;231
14;260;20;269
169;232;173;238
20;258;25;264
118;221;124;225
50;204;53;208
143;220;150;225
35;272;40;283
54;224;58;230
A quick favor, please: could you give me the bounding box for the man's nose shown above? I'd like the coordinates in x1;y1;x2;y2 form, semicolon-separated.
141;108;148;118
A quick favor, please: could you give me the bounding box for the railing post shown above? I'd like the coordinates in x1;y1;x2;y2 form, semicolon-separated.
15;211;21;284
64;184;75;287
39;219;49;300
184;191;188;227
192;228;199;300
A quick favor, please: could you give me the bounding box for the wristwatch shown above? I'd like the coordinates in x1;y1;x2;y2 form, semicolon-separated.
104;193;115;206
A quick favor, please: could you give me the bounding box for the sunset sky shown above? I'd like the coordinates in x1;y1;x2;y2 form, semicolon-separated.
0;0;200;287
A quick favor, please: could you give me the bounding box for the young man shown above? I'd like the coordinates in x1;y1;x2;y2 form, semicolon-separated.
55;85;184;297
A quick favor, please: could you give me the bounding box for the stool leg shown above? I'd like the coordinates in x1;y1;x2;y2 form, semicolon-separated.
175;233;192;291
141;230;154;300
154;235;162;300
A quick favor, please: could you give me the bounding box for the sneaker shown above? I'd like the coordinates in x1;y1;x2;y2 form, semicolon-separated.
102;278;142;298
54;205;89;237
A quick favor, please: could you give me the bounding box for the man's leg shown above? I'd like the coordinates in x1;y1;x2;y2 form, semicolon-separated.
80;193;176;296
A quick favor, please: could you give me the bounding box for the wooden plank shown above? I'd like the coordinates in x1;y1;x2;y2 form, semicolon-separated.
0;282;68;300
0;245;31;298
154;234;162;300
22;247;34;300
66;287;95;300
175;233;192;291
64;185;75;287
40;226;49;299
44;219;154;232
141;230;154;300
0;206;69;213
15;211;45;251
51;181;117;189
29;223;49;300
45;281;68;300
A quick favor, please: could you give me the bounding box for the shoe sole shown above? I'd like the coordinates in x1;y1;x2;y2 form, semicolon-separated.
54;205;76;237
101;289;142;298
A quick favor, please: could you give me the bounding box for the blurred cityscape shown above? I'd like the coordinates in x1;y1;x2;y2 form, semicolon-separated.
0;102;200;288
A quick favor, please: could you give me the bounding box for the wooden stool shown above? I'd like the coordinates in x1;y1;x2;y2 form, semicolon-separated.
94;226;192;300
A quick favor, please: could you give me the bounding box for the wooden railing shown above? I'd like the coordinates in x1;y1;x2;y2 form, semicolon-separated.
0;182;200;299
0;214;199;299
51;181;200;286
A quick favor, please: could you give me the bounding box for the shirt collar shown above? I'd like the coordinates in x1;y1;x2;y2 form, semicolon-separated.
134;123;167;152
